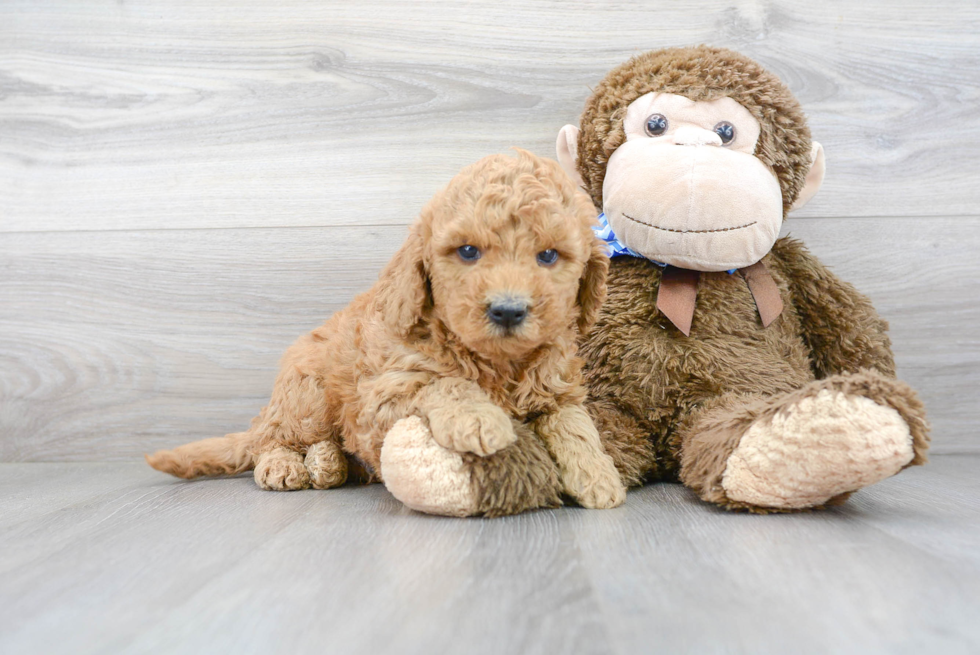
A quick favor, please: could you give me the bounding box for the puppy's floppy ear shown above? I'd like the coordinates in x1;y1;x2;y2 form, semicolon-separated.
374;224;431;338
577;238;609;334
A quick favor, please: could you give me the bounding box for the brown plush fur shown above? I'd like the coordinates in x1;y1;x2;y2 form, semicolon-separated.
464;420;562;518
583;239;930;511
575;47;929;511
147;150;608;516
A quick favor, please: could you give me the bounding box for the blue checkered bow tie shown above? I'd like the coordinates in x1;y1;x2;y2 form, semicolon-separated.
592;212;736;274
592;213;664;265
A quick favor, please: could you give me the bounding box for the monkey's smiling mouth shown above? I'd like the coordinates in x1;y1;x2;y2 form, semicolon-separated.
622;213;757;234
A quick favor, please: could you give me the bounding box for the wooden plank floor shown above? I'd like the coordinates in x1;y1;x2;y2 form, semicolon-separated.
1;455;978;655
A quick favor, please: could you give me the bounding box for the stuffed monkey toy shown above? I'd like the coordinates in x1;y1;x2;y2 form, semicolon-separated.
556;46;929;511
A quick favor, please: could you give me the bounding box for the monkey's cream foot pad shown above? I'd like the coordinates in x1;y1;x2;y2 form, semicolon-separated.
722;390;914;509
380;416;480;517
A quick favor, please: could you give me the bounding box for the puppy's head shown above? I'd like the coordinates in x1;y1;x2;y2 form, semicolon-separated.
376;149;607;362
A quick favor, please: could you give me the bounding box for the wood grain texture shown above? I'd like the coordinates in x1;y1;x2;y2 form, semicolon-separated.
1;1;978;461
1;217;976;461
1;456;978;654
1;0;979;233
0;226;402;461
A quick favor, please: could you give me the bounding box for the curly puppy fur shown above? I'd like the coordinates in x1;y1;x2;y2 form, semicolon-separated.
147;150;613;516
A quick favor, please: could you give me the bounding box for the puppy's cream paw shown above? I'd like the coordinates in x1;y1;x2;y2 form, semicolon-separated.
254;447;311;491
722;390;914;509
576;477;627;509
428;403;517;456
565;462;627;509
381;416;480;517
304;440;348;489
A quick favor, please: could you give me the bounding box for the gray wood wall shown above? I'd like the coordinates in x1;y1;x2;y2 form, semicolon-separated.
2;0;978;461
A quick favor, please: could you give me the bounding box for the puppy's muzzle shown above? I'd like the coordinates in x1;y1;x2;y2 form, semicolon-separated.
487;299;529;330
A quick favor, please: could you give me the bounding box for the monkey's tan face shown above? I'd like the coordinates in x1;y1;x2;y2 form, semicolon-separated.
601;92;784;272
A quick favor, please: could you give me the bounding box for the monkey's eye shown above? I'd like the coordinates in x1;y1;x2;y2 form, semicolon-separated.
644;114;669;137
457;245;481;262
714;121;736;145
536;249;559;266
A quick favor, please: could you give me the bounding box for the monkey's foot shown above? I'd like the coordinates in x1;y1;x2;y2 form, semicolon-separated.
254;447;311;491
380;416;480;517
721;390;914;509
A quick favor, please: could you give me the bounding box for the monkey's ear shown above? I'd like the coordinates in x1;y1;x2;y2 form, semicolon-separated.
790;141;826;212
577;239;609;335
556;124;587;190
374;226;431;339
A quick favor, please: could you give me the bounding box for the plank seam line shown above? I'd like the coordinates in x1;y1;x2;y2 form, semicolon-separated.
1;214;979;237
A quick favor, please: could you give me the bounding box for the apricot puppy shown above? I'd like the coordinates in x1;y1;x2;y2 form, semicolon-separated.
147;150;625;516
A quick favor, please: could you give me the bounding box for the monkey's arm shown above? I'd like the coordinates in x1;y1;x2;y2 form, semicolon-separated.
770;237;895;378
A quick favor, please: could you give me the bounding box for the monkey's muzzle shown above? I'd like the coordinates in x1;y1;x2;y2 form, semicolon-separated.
603;140;783;272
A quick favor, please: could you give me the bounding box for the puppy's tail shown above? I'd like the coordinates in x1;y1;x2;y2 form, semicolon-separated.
145;431;256;479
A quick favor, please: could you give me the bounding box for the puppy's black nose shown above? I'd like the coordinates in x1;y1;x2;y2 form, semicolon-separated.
487;301;528;329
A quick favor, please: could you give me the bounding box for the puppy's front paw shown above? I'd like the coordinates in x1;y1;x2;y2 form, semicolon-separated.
305;440;348;490
428;403;517;456
568;466;627;510
254;447;311;491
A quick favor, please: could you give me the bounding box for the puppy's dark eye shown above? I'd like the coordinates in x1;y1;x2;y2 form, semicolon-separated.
536;249;559;266
457;245;481;262
714;121;736;145
644;114;668;137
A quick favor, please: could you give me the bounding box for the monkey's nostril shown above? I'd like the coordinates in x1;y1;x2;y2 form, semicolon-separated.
487;302;528;329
